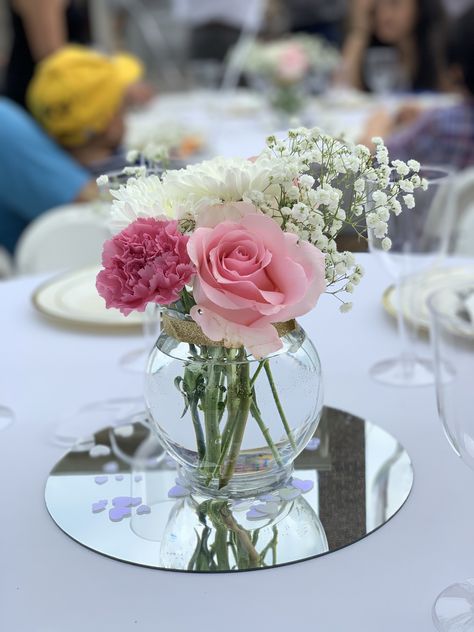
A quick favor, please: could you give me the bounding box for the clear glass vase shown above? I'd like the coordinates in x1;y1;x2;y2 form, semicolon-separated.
145;311;323;499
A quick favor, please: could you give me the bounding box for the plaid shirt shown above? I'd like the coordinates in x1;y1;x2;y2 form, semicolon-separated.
386;101;474;172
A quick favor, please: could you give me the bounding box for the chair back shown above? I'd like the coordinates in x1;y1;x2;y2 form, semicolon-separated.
14;203;111;275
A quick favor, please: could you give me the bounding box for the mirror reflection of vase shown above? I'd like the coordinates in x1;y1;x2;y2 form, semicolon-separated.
159;493;328;571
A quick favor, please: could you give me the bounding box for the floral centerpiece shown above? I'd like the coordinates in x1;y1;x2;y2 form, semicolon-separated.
242;35;340;115
96;128;424;499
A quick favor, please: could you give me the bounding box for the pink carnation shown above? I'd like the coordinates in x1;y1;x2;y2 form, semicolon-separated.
187;213;325;359
96;218;195;315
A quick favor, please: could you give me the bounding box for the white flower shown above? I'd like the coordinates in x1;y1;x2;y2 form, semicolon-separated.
399;179;414;193
345;283;354;293
403;194;415;209
299;174;315;189
109;174;169;232
372;137;384;146
407;159;420;172
382;237;392;251
340;302;353;313
354;178;365;194
377;207;390;222
389;198;402;215
96;174;109;186
392;160;410;176
126;149;139;163
372;190;388;206
374;220;388;239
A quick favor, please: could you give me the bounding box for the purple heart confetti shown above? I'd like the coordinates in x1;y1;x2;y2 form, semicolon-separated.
136;505;151;515
103;461;119;474
94;476;108;485
112;496;142;507
246;507;265;521
92;500;108;513
306;438;321;451
278;487;301;501
109;506;131;522
134;475;143;483
168;485;190;499
291;478;314;493
254;502;280;516
115;475;124;481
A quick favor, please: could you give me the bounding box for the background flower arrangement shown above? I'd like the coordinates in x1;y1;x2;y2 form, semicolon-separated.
241;35;341;114
96;127;425;494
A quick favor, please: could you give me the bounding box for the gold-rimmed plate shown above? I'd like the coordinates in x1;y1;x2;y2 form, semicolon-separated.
32;266;143;330
382;266;474;332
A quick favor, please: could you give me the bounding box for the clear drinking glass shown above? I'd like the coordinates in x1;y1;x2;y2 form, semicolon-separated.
368;166;453;386
364;47;406;95
429;279;474;631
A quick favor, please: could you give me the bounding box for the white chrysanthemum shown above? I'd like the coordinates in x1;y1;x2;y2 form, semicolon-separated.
161;157;280;220
109;174;169;232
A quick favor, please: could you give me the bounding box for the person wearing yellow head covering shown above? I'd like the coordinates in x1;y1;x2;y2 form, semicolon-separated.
27;45;145;175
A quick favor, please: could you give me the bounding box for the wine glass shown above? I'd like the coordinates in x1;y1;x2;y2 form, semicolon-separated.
368;165;453;386
428;279;474;631
0;405;14;431
364;47;407;95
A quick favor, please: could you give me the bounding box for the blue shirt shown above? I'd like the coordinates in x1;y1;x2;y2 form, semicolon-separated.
0;98;90;253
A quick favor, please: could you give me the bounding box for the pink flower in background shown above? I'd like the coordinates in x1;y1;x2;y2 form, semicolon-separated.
187;213;325;358
277;43;310;83
97;218;195;315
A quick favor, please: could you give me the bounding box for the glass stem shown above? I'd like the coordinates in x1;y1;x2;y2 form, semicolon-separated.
396;277;416;377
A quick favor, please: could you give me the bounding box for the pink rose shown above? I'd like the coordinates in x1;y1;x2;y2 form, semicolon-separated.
97;218;195;315
195;201;260;229
277;43;310;83
187;213;325;358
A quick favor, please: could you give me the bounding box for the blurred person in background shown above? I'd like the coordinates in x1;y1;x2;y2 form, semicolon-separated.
0;97;96;254
340;0;447;92
27;45;143;177
359;6;474;170
282;0;348;45
2;0;153;110
3;0;90;108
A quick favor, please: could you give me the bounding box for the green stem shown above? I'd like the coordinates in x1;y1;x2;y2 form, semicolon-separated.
250;397;283;466
219;351;251;488
250;360;265;387
190;402;206;461
264;360;297;451
202;349;223;471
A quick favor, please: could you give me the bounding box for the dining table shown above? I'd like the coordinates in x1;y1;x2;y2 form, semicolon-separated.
1;251;472;632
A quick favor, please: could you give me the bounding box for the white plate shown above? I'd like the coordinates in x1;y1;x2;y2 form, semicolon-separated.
383;266;474;331
32;266;143;330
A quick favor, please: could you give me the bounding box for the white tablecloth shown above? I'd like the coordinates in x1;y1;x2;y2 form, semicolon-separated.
1;253;470;631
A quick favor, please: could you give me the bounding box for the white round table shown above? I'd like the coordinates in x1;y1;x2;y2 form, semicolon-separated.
0;253;469;631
